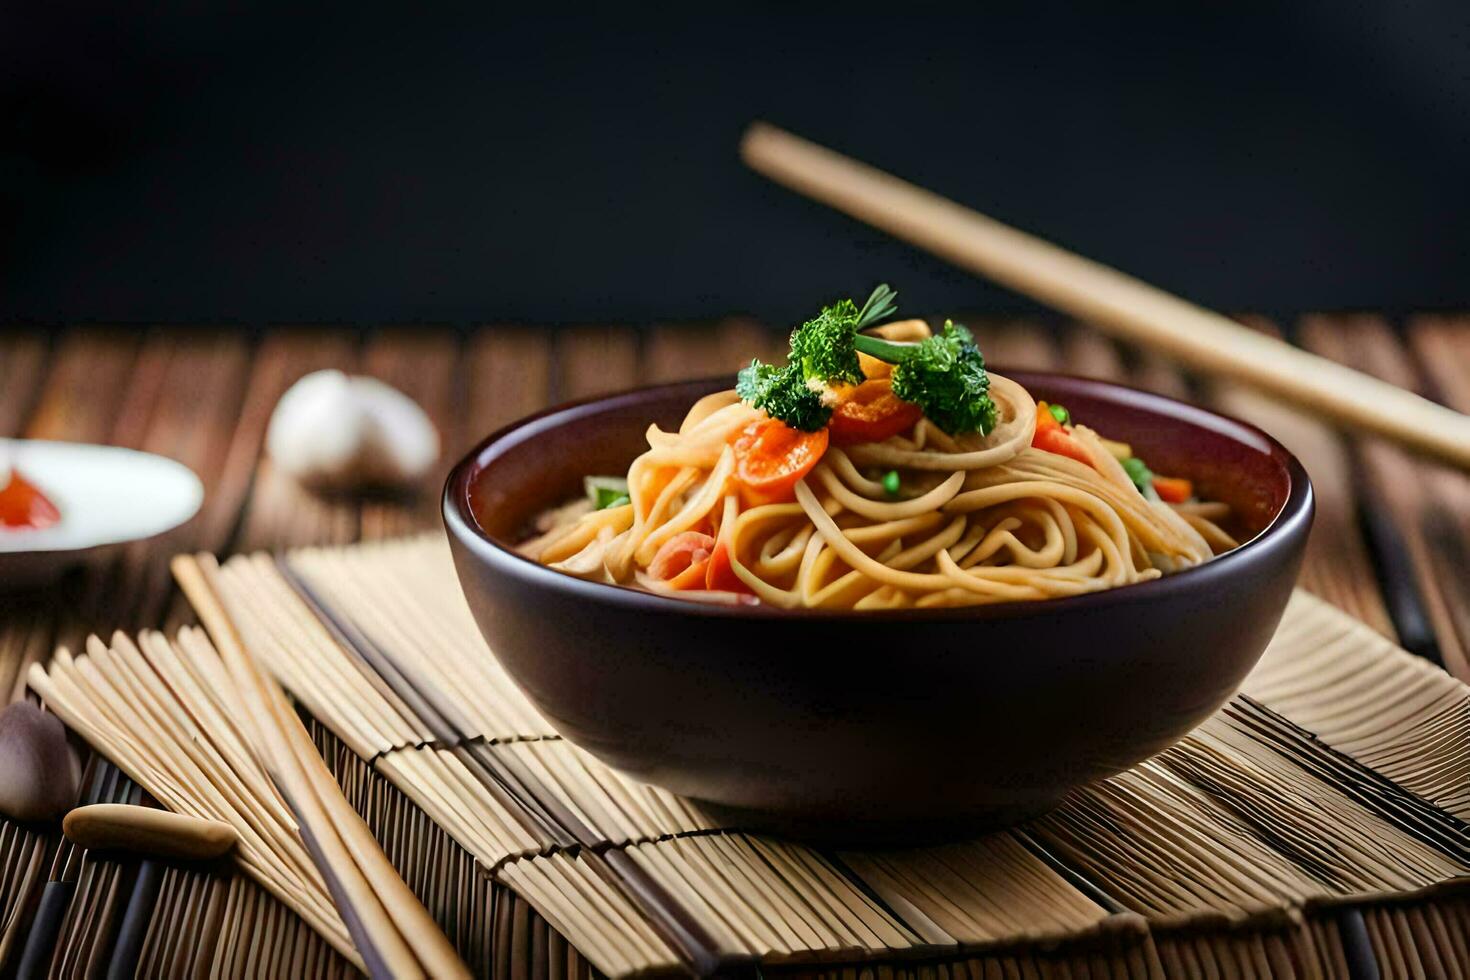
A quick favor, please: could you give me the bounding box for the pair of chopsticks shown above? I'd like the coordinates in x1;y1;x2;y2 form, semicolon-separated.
741;123;1470;472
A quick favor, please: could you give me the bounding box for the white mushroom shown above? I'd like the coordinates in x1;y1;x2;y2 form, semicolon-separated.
265;369;440;491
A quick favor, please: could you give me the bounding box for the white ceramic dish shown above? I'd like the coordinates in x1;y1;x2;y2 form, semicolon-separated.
0;440;204;587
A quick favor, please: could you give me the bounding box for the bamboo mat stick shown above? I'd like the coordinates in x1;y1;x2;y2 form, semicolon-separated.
740;122;1470;471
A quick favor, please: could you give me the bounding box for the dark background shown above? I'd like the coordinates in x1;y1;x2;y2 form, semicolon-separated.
4;3;1469;327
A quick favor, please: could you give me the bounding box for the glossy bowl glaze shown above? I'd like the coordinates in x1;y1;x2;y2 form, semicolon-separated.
444;372;1313;842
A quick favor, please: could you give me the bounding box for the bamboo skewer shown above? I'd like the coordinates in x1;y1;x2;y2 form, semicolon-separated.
740;122;1470;472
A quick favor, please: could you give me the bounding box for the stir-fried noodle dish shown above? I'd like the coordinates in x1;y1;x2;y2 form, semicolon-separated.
523;286;1237;609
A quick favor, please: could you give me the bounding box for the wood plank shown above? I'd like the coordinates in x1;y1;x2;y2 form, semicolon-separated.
158;330;369;629
232;331;361;552
359;329;460;540
642;319;778;385
0;333;55;704
99;330;254;631
0;330;162;978
1064;323;1199;399
1209;317;1396;639
1412;316;1470;405
0;611;48;705
49;326;176;648
1127;346;1195;402
23;329;140;443
0;334;49;438
968;319;1060;372
1301;315;1468;680
1069;321;1196;398
464;328;554;442
553;326;640;402
1060;326;1128;381
1403;316;1470;682
1063;320;1194;400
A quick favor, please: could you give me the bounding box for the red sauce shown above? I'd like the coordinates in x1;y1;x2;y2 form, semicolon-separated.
0;470;61;530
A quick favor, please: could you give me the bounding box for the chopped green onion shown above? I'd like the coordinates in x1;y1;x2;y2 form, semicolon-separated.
882;470;901;498
1120;456;1151;487
584;476;630;510
1120;457;1159;500
1047;402;1070;425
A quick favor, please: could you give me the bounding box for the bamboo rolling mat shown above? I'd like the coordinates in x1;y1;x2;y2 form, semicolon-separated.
24;619;481;977
160;534;1466;979
2;317;1470;977
27;630;361;966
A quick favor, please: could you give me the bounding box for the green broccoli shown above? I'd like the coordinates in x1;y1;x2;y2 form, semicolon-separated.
737;284;998;436
787;283;898;388
884;321;998;437
735;360;832;431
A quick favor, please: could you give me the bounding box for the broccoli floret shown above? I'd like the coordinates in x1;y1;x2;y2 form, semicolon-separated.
734;285;997;436
787;284;899;388
862;321;998;436
736;360;831;431
789;299;866;388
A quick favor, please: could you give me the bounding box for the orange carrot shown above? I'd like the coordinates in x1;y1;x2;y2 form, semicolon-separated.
729;418;829;505
1151;475;1194;503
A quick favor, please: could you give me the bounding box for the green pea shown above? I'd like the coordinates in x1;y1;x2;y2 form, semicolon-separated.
882;470;901;498
1048;402;1070;425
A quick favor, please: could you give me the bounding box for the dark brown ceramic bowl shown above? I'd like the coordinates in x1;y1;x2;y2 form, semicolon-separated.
444;372;1313;842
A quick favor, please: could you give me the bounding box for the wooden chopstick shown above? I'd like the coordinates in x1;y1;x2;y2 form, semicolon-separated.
740;122;1470;472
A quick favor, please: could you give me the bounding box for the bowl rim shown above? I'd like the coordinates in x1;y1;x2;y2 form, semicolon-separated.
443;370;1314;622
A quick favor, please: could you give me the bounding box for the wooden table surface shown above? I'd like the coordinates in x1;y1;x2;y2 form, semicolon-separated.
2;314;1469;976
4;315;1469;688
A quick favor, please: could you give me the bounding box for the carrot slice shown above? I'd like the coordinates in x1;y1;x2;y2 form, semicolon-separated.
729;418;829;506
666;558;711;590
1032;403;1093;467
1151;475;1194;503
828;379;924;445
705;530;753;594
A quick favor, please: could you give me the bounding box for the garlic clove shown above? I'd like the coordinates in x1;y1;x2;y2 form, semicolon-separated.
266;369;439;492
266;370;367;487
350;376;440;485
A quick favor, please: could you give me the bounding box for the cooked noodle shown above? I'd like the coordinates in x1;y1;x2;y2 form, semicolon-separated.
524;364;1238;609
